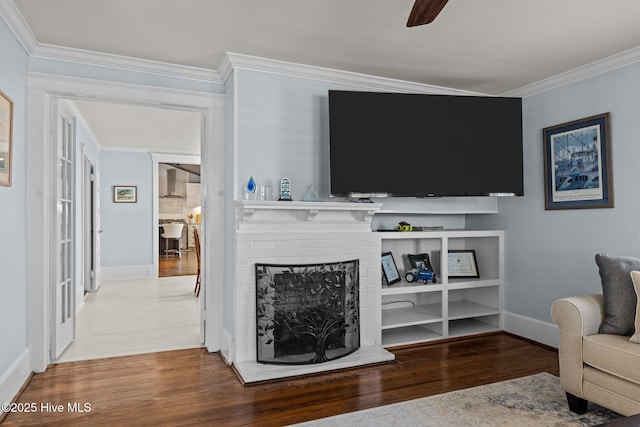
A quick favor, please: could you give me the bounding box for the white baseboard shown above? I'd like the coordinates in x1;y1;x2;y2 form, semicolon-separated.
503;311;559;348
0;349;31;409
99;264;154;282
219;328;233;365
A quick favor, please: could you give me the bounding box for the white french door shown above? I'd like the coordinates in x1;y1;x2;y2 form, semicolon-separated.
52;101;76;359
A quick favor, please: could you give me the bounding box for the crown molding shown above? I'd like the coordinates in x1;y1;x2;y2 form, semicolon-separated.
220;52;485;96
0;0;38;54
0;0;221;85
504;46;640;97
32;43;222;84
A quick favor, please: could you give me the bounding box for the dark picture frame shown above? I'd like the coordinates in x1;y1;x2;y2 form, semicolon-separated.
381;252;401;285
448;250;479;278
113;185;137;203
0;90;13;187
543;113;613;210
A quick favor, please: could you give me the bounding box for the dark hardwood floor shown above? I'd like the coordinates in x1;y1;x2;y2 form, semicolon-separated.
158;250;197;277
2;333;559;426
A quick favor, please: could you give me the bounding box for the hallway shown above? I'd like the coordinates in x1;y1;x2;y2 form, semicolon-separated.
57;275;201;363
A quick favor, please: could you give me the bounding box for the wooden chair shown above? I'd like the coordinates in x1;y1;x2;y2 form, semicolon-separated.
194;228;201;297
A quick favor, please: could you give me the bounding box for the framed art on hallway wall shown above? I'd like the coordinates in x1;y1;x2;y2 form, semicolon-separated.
0;90;13;187
113;185;137;203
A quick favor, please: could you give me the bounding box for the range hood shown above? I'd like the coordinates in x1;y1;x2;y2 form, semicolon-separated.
161;168;184;198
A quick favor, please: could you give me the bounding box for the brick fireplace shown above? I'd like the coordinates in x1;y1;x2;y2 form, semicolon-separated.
232;200;395;383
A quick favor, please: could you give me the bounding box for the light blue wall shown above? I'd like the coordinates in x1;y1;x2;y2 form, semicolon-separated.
233;68;496;217
0;17;29;378
236;69;345;200
468;61;640;323
99;151;154;267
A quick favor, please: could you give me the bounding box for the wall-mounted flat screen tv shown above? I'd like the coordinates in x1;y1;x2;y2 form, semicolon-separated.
328;90;524;198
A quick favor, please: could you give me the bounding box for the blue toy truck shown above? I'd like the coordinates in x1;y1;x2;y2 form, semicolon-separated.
404;254;437;284
405;265;437;284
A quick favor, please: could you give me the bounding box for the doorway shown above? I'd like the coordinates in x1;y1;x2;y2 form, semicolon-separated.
158;162;201;278
27;73;224;373
56;101;205;363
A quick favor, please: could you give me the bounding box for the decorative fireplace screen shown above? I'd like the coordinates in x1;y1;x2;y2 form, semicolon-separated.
255;260;360;365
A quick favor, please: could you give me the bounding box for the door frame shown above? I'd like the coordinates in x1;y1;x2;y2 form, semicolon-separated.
27;73;225;371
81;145;98;296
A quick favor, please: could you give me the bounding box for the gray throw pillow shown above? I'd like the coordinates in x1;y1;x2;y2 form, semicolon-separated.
595;253;640;335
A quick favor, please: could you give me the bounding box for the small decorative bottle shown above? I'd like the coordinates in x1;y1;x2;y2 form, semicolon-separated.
245;176;256;200
279;178;292;201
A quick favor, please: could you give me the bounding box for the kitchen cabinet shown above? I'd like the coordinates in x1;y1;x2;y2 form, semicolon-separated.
186;183;201;207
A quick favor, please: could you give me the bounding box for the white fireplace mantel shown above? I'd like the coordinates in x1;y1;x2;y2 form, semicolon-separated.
231;199;394;383
236;200;382;226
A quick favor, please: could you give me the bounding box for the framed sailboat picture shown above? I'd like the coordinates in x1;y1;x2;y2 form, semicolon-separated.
543;113;613;210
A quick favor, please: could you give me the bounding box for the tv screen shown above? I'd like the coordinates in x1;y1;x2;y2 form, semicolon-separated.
328;90;523;198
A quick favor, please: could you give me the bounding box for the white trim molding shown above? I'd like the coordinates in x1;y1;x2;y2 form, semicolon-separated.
33;43;222;85
99;265;154;282
504;46;640;97
0;349;31;410
503;311;559;349
0;0;38;54
219;52;487;96
0;1;220;85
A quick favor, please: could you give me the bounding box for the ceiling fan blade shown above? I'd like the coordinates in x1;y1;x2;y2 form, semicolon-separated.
407;0;449;27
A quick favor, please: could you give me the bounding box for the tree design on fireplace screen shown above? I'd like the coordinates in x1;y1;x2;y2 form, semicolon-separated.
255;260;360;365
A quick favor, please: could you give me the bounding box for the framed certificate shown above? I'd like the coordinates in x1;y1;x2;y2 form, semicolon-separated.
448;250;479;278
381;252;401;285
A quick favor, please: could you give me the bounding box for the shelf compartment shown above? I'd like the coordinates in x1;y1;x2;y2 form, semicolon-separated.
448;300;498;321
382;303;442;329
447;278;499;290
448;317;500;338
382;324;443;347
382;282;443;295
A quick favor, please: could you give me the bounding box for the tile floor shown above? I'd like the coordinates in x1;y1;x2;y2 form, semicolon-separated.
57;275;202;363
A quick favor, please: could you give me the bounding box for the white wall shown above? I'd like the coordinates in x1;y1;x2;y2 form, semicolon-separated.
468;60;640;327
0;13;30;406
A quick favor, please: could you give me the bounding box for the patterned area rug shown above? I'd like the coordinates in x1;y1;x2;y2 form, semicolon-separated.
292;373;621;427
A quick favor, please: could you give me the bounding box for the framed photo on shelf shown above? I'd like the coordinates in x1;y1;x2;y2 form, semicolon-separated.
543;113;613;210
448;250;479;278
113;185;137;203
0;90;13;187
381;252;401;285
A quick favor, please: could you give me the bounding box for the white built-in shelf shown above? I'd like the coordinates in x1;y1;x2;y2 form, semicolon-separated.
381;303;442;329
382;325;442;347
381;282;443;295
447;278;500;289
448;319;501;338
448;301;499;320
378;229;504;347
